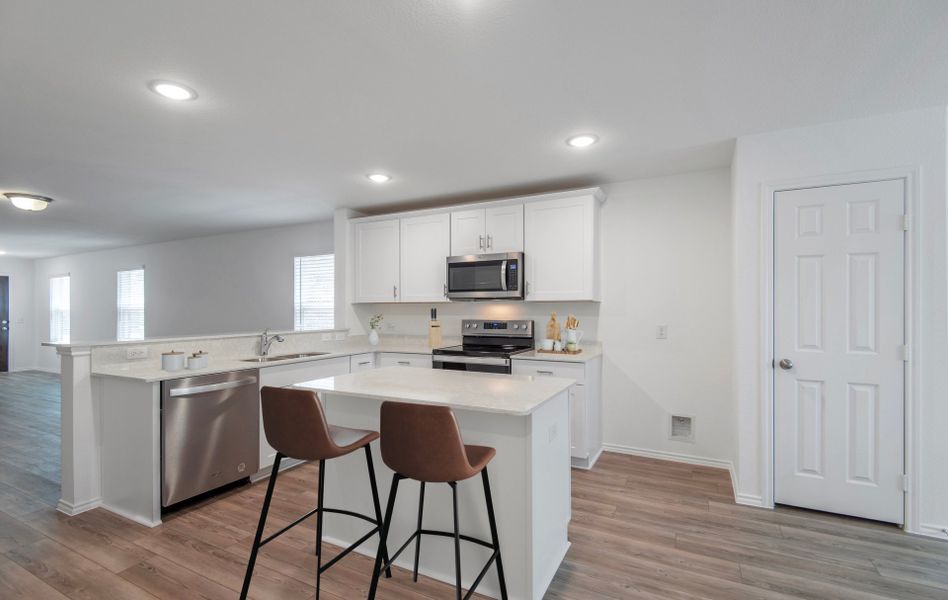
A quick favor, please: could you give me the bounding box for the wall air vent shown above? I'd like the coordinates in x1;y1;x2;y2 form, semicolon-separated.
670;415;695;442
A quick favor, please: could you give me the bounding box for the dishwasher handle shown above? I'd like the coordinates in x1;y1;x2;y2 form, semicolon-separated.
168;376;258;397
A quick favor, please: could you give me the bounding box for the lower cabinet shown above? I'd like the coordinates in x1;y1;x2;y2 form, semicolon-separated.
512;357;602;469
256;356;351;475
349;352;377;372
377;352;433;369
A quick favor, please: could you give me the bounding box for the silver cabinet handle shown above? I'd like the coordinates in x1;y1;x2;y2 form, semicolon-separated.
358;360;372;365
779;359;794;370
169;376;258;397
487;234;493;249
537;370;554;375
393;285;398;299
478;234;485;250
397;361;411;366
444;283;447;298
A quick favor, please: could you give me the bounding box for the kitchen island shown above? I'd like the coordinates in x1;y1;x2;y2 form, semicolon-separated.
293;367;574;600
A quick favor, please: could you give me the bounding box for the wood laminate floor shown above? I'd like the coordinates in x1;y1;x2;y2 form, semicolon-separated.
1;370;947;599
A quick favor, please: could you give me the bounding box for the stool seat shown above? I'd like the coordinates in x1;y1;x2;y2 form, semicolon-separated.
328;425;380;456
463;445;496;477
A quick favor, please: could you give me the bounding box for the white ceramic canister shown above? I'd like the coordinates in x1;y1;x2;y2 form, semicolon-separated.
161;351;185;371
186;351;209;370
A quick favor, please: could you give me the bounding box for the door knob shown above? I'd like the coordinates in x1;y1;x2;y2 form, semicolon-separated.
778;358;794;370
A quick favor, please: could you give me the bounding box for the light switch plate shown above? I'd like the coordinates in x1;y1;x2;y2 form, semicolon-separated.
126;347;148;360
656;325;668;340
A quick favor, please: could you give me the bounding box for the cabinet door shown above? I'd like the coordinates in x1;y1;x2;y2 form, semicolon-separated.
511;359;587;459
485;204;524;253
569;383;587;459
524;195;598;301
399;213;450;302
450;209;486;255
354;219;400;302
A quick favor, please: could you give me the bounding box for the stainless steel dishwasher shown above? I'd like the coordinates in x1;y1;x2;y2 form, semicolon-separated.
161;370;260;507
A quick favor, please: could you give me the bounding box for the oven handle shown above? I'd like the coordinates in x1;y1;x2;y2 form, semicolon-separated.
433;355;511;367
500;259;507;291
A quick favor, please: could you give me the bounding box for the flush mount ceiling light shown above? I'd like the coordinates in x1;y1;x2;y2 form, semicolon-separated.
366;173;392;184
566;134;599;148
148;80;198;101
4;193;54;211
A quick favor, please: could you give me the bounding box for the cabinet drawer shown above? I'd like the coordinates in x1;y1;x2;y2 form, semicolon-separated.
511;360;585;384
349;353;376;372
378;353;433;369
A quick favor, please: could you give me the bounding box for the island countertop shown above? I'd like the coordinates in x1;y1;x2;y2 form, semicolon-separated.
293;366;574;416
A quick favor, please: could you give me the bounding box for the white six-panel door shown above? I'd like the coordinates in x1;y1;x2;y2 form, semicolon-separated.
774;179;905;524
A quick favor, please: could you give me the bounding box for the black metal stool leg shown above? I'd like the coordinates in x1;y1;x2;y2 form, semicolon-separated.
363;445;392;579
413;481;426;581
367;473;401;600
451;481;462;600
240;454;282;600
482;467;508;600
315;459;326;600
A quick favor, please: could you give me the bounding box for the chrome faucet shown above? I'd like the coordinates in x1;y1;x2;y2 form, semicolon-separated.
260;329;285;357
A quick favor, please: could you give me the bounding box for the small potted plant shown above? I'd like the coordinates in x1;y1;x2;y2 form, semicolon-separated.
368;314;383;346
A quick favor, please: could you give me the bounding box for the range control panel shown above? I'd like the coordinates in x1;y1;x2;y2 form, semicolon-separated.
461;319;534;337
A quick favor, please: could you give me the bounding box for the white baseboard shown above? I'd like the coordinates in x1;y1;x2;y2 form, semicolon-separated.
57;497;101;516
601;443;739;501
571;446;605;471
735;493;766;508
917;523;948;540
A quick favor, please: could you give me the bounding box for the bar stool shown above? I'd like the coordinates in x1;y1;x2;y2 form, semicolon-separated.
240;386;391;600
367;401;508;600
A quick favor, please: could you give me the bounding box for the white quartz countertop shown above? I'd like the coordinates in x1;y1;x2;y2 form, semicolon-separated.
91;342;437;383
514;341;602;363
294;366;574;416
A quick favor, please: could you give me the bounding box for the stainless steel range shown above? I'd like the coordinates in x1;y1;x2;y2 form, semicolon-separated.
432;319;534;374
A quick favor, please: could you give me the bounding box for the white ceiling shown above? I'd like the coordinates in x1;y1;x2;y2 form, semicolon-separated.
2;0;947;258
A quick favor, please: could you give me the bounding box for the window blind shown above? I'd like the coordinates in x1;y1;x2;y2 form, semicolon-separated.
294;254;334;331
117;268;145;341
49;275;70;344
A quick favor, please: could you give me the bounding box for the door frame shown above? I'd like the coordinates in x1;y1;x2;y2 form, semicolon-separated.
758;167;921;532
0;272;13;372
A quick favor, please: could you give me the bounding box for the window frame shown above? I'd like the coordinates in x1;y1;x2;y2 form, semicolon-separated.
116;267;145;341
294;254;335;331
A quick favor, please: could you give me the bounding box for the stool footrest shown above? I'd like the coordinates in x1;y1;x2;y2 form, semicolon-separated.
379;527;497;575
260;506;380;548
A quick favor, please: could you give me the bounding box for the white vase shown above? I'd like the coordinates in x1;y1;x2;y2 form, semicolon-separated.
368;328;380;346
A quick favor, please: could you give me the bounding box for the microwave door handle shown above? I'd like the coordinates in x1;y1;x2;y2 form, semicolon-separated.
500;260;507;291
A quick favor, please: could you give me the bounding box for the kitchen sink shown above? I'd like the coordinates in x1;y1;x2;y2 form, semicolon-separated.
240;352;330;363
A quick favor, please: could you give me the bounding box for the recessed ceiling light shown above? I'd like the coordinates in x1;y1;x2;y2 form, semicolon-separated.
4;193;53;211
366;173;392;184
148;80;198;101
566;134;599;148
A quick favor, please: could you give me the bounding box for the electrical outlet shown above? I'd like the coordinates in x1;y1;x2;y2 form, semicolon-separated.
126;347;148;360
656;325;668;340
321;333;332;341
334;332;346;340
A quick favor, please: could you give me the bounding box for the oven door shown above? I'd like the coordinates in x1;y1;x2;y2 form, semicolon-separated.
446;252;523;300
432;355;511;374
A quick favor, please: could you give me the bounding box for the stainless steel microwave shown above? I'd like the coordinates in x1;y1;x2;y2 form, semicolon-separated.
446;252;524;300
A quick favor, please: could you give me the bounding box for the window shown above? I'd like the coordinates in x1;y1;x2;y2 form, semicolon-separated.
117;268;145;341
294;254;334;331
49;275;70;343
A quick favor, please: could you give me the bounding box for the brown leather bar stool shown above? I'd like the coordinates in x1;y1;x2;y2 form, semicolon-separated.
368;401;508;600
240;386;391;600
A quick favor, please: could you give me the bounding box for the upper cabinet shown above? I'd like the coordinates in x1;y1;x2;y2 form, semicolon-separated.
399;213;450;302
524;193;601;301
354;219;400;303
450;204;524;255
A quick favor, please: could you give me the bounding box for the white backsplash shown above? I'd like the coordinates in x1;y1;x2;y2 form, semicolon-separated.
352;301;600;343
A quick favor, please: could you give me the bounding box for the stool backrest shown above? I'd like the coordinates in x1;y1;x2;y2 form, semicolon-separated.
261;386;335;461
379;401;471;482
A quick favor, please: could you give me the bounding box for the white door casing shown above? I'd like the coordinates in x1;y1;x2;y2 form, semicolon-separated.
773;179;905;524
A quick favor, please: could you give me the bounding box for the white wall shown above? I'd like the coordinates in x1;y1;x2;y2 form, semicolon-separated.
732;107;948;536
0;256;36;371
351;169;736;467
33;220;333;371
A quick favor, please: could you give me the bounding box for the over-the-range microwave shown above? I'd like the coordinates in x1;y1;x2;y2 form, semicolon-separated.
445;252;524;300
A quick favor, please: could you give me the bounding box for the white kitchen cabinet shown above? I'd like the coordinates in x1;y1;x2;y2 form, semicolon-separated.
524;194;600;301
378;352;433;369
399;213;450;302
512;356;602;469
349;352;376;372
256;356;350;475
354;219;400;303
450;204;523;255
